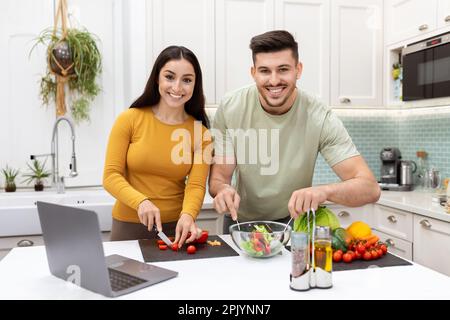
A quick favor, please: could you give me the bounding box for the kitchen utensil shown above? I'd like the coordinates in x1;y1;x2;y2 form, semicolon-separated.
400;160;417;186
153;225;173;247
424;168;441;190
138;235;239;262
229;221;291;258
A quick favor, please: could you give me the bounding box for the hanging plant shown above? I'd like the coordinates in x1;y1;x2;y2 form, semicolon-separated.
30;0;102;123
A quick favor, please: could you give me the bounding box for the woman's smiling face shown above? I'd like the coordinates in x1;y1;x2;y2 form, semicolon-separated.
158;58;196;109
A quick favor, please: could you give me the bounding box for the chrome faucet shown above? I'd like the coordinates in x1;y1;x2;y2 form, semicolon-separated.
31;116;78;193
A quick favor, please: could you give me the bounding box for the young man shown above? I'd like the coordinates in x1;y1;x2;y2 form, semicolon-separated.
209;30;380;233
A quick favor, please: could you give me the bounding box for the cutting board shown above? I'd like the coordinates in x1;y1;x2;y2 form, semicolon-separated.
285;246;412;271
139;235;240;263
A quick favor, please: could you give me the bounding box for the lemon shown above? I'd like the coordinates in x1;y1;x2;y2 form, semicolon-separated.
346;221;372;239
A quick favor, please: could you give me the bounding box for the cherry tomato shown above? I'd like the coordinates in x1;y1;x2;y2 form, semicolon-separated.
196;230;209;244
156;240;165;246
356;243;366;255
354;251;362;260
171;243;179;251
363;251;372;261
187;245;196;254
380;244;388;254
158;244;168;250
342;253;352;263
333;251;343;262
371;250;379;259
335;249;343;256
376;248;383;257
347;250;356;260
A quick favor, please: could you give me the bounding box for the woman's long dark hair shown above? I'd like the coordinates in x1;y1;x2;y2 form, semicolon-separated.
130;46;209;128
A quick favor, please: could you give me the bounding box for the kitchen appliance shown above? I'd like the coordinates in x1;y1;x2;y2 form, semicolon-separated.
379;147;414;191
402;32;450;101
400;160;417;186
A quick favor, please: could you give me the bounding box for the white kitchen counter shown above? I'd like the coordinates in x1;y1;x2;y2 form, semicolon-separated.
378;190;450;223
0;235;449;300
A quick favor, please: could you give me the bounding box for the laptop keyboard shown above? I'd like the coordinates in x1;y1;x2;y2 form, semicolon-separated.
108;268;147;292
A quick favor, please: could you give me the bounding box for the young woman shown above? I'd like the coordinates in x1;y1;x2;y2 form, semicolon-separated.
103;46;212;248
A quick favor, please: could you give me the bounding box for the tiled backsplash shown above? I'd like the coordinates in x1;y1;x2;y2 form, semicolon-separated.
313;108;450;185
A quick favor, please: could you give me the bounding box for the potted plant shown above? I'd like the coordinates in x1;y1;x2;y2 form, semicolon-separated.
22;159;51;192
30;0;102;123
1;166;20;192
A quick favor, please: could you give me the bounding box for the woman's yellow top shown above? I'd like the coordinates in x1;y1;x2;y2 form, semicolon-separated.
103;107;212;223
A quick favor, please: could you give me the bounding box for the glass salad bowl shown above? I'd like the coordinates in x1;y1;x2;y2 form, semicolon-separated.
229;221;292;258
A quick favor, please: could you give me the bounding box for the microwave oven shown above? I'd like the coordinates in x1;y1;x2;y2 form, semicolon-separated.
402;32;450;101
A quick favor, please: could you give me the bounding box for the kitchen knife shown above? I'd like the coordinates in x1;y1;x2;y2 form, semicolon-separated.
154;225;173;247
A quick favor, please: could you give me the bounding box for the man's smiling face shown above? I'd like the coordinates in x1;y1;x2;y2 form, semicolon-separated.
251;49;302;115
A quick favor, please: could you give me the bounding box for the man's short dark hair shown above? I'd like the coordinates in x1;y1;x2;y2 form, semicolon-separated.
249;30;299;64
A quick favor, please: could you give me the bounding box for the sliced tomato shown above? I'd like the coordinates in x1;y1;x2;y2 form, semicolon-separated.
158;244;168;250
156;239;165;246
196;230;209;244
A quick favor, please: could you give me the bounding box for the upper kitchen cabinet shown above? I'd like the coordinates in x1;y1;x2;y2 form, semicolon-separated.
275;0;330;104
385;0;438;45
148;0;215;104
437;0;450;29
215;0;274;101
330;0;383;107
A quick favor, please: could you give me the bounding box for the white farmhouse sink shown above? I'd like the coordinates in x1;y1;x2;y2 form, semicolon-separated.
0;187;115;237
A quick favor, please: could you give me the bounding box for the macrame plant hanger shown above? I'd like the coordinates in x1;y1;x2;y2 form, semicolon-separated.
49;0;73;117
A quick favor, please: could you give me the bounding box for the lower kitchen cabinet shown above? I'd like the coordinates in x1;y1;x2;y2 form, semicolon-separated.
372;229;413;261
0;232;111;262
327;204;373;228
196;209;223;235
413;215;450;277
373;205;414;242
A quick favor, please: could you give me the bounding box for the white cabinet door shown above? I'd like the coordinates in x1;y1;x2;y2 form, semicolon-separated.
215;0;274;100
150;0;215;104
385;0;437;45
437;0;450;29
330;0;383;107
413;215;450;276
275;0;330;104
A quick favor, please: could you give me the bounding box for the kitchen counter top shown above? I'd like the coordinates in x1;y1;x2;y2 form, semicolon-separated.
378;190;450;222
0;235;449;300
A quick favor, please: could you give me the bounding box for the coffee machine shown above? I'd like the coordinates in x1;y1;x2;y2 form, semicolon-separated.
379;147;413;191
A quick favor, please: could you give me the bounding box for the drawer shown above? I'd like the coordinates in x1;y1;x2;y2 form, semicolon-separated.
372;229;413;261
0;234;45;250
326;204;373;228
197;209;223;235
373;205;413;241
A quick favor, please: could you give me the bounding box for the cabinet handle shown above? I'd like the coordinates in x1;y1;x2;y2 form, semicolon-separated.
387;215;397;223
338;211;350;217
420;219;432;229
445;15;450;23
386;238;395;247
340;97;351;104
418;24;429;31
17;239;34;247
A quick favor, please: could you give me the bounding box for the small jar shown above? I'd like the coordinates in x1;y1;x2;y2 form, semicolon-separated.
290;231;310;291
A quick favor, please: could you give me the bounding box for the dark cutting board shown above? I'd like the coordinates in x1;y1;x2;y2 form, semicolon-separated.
285;246;412;271
139;235;240;262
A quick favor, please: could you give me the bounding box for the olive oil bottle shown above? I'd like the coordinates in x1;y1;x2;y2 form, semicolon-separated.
313;226;333;288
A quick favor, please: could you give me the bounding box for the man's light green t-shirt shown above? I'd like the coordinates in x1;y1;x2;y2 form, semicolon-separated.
212;84;360;222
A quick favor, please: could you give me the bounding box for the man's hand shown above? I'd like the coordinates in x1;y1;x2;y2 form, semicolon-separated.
212;184;240;221
137;199;162;232
288;186;329;219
